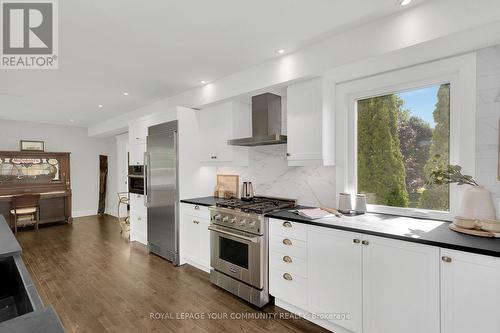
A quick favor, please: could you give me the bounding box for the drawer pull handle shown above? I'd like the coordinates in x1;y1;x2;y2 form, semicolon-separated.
193;220;200;224
282;238;292;246
283;256;292;263
353;239;361;244
283;273;293;281
362;240;369;246
282;221;292;228
194;205;200;210
442;256;452;263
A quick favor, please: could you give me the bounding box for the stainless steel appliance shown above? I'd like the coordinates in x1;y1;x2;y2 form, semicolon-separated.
241;182;254;201
227;93;286;146
144;121;179;265
209;197;295;307
128;165;144;195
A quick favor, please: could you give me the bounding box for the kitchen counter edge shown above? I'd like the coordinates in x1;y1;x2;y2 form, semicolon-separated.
180;196;226;207
266;207;500;258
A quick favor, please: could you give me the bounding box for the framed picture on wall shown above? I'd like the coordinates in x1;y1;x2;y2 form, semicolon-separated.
20;140;45;152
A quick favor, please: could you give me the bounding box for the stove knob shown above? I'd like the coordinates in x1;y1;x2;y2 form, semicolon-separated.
239;219;246;226
214;214;222;222
229;217;236;224
248;220;256;227
222;216;229;223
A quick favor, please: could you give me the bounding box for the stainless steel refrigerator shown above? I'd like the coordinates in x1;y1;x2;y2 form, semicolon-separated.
144;120;179;265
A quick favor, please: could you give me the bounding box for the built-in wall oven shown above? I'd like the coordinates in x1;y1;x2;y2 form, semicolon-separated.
128;165;144;195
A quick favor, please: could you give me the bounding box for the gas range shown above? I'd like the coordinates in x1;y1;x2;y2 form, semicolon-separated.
208;196;295;307
210;197;296;235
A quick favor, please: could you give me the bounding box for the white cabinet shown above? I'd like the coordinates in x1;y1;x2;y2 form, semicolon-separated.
129;193;147;245
308;226;363;333
129;118;148;144
180;204;211;272
286;78;334;166
198;101;251;165
269;219;441;333
130;212;147;244
129;143;146;166
441;249;500;333
269;219;308;310
362;235;440;333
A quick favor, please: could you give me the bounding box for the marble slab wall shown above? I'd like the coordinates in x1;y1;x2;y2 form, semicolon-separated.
476;45;500;216
217;145;336;208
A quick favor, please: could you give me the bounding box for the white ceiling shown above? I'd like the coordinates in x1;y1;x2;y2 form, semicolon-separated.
0;0;416;127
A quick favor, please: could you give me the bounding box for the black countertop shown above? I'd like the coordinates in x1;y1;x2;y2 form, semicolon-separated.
0;215;65;333
266;207;500;257
0;215;21;258
0;306;65;333
180;196;227;207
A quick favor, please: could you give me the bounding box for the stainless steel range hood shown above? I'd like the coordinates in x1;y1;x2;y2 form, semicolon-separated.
228;93;286;146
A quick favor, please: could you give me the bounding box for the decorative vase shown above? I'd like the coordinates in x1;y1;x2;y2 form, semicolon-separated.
459;186;496;220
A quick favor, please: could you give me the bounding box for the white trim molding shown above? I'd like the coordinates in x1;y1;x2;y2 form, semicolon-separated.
334;53;477;221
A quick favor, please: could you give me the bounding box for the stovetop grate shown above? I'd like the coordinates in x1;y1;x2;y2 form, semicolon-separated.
216;197;295;214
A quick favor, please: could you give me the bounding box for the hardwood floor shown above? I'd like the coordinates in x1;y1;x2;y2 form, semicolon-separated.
15;215;329;333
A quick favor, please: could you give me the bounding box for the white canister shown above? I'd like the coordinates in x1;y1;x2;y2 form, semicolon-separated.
338;193;354;214
459;186;496;220
355;194;367;214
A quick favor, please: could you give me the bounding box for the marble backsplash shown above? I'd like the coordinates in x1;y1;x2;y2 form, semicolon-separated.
217;145;336;208
476;45;500;217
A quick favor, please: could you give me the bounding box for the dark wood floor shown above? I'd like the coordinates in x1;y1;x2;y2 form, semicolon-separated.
15;215;328;333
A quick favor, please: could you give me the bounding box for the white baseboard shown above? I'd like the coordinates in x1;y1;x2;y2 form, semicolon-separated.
274;299;351;333
72;209;120;218
72;209;97;218
105;208;119;217
181;257;210;273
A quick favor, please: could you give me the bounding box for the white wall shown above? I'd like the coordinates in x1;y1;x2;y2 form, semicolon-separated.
0;119;115;217
217;145;336;208
476;45;500;216
113;133;129;217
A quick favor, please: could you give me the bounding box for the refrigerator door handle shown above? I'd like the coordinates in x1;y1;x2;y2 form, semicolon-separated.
144;152;151;207
173;131;179;253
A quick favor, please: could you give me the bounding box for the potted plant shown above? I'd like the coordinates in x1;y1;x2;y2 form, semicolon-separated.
427;155;495;220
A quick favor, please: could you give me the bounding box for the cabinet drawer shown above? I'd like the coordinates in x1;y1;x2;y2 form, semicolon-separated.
129;213;147;230
270;251;307;278
269;268;308;310
270;235;307;259
182;203;210;219
269;218;307;241
129;194;146;214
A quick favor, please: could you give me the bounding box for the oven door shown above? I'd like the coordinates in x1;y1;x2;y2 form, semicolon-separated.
209;224;264;289
128;175;144;195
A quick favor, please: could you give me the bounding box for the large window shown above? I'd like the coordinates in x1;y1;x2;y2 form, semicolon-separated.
357;84;450;212
334;54;476;220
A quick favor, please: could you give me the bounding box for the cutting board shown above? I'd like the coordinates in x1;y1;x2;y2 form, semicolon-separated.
449;223;500;238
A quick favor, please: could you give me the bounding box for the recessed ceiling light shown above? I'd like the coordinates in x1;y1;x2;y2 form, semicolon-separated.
400;0;412;6
200;80;208;84
277;49;285;54
123;92;129;96
98;104;103;108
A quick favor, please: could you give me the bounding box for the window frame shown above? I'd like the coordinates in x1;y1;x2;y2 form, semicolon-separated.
334;54;476;221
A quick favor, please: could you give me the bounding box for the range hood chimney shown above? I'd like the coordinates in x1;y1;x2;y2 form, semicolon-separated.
227;93;286;146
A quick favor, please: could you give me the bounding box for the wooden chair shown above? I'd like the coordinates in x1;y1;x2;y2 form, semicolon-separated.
10;194;41;234
117;192;130;235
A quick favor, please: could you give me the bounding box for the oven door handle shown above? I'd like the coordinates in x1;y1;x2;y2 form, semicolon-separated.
208;225;259;243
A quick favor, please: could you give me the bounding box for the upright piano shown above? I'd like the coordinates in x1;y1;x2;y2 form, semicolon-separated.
0;151;72;228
